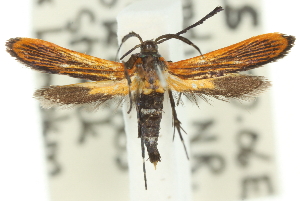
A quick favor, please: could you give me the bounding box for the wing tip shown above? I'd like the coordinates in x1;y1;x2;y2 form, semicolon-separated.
6;37;58;74
279;34;296;58
248;33;295;67
242;33;295;71
5;37;38;70
34;88;61;109
6;37;22;58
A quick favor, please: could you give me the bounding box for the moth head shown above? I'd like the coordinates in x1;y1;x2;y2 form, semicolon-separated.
140;40;158;54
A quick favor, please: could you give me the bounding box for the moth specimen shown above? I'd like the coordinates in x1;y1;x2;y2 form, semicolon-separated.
6;7;295;189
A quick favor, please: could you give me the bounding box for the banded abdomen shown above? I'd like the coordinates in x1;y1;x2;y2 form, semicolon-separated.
138;91;164;166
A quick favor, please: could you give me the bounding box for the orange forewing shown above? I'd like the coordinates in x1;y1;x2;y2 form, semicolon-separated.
6;38;127;81
168;33;294;79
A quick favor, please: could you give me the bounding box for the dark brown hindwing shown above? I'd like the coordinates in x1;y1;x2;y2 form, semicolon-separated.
195;74;271;100
34;85;113;108
138;92;164;164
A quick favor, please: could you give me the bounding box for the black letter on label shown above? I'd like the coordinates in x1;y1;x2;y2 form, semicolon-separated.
236;130;270;167
192;154;226;174
191;120;217;143
241;175;274;199
113;111;128;171
70;38;99;55
99;0;117;7
42;105;69;176
223;0;258;29
46;141;62;176
102;21;118;46
37;0;53;5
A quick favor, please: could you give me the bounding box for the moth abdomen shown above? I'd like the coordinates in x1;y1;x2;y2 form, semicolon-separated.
138;92;164;167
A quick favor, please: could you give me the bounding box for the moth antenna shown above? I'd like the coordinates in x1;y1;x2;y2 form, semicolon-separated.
155;6;224;57
120;44;141;60
116;31;143;61
176;6;224;36
155;34;202;55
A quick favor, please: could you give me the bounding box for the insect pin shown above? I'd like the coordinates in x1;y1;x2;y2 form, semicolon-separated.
6;6;295;190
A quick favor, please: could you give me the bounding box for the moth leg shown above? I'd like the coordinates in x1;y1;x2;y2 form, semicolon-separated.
141;137;148;190
123;66;133;113
124;54;139;113
176;92;183;106
136;90;148;190
168;89;189;160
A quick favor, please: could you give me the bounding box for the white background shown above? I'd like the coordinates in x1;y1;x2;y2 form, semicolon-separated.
1;0;49;201
1;0;299;201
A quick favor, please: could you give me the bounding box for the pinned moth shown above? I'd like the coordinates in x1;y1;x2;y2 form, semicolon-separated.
6;6;295;190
